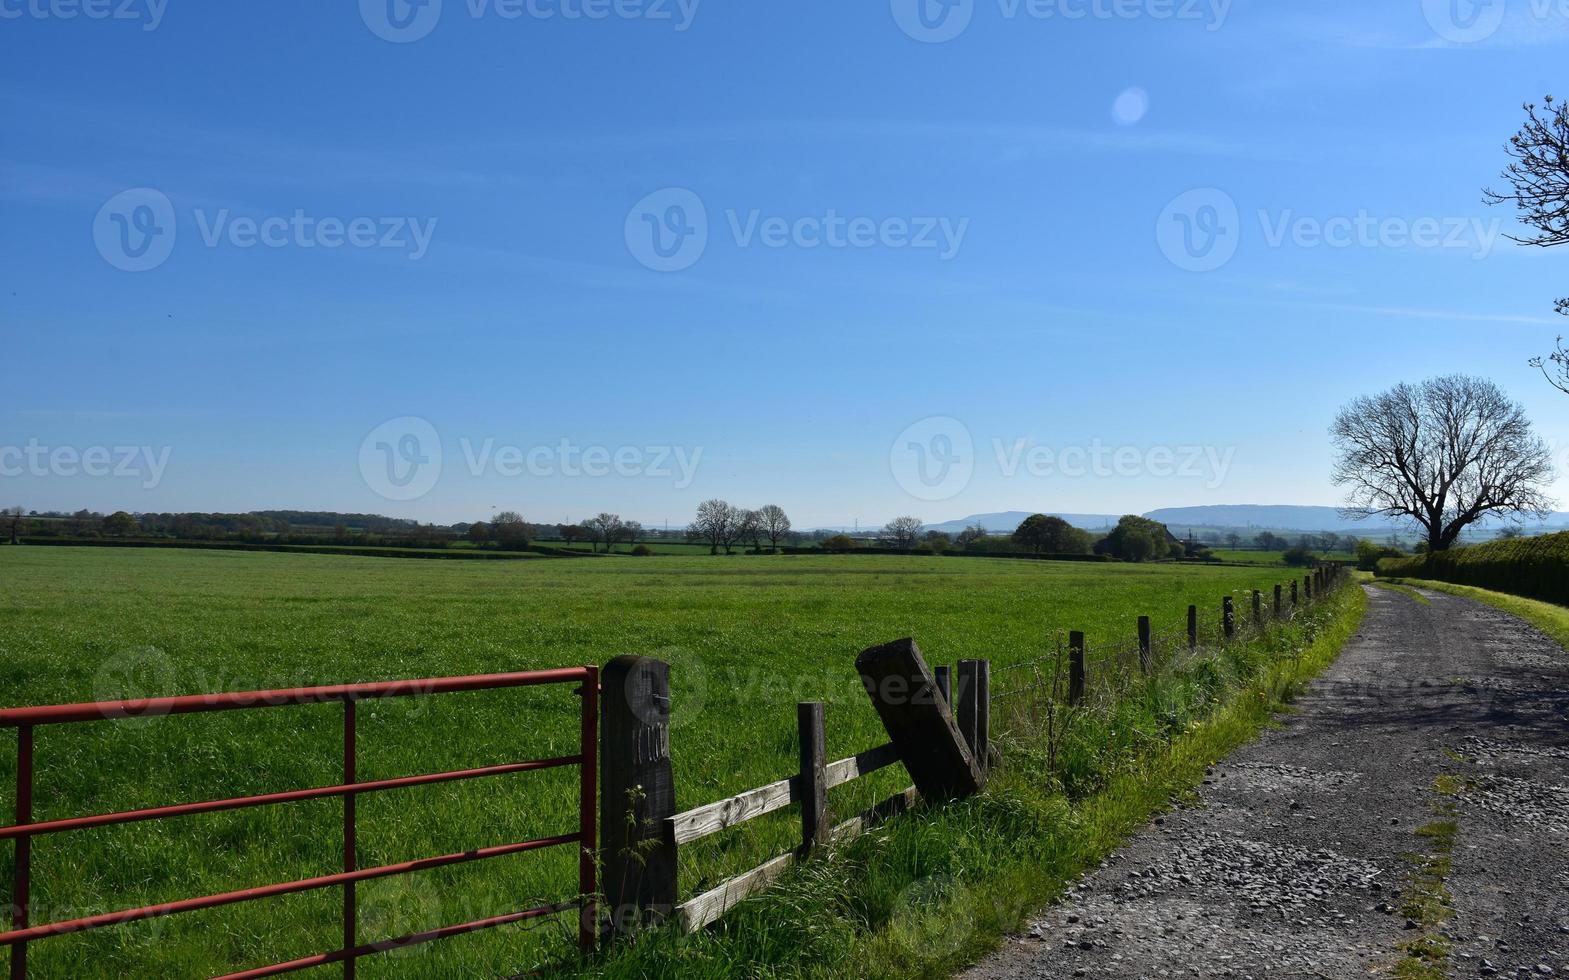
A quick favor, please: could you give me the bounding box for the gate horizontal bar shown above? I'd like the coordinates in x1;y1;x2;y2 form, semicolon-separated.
213;901;576;979
0;667;594;727
0;833;580;945
0;755;582;841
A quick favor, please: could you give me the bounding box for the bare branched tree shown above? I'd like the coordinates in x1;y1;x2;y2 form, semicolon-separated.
1331;375;1555;552
687;499;738;555
734;509;763;552
1531;335;1569;395
4;507;23;546
620;519;643;551
590;513;626;553
1485;95;1569;386
757;504;791;551
880;515;924;550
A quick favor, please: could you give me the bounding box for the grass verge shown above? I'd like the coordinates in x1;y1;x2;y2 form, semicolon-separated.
1391;777;1461;979
583;583;1368;979
1371;581;1431;605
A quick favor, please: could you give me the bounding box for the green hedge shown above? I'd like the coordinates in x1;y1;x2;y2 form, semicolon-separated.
1376;531;1569;606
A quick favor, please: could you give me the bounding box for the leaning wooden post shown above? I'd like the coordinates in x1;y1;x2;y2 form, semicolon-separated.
1274;584;1283;619
934;665;952;707
1137;616;1152;674
1186;605;1198;650
600;656;678;940
1223;596;1236;640
797;702;826;853
1251;590;1262;626
1068;631;1086;705
957;660;990;772
856;638;985;799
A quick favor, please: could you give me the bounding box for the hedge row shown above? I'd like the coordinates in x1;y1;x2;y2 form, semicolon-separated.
1376;531;1569;606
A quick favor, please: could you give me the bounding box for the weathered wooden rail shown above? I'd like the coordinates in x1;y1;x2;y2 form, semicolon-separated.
599;653;992;939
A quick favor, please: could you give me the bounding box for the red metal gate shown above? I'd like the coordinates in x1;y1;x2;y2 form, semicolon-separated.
0;666;599;978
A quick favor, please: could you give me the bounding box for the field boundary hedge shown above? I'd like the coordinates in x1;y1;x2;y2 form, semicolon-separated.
13;536;587;561
1376;530;1569;606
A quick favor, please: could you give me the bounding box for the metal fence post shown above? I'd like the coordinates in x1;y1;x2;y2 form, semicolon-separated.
11;725;33;980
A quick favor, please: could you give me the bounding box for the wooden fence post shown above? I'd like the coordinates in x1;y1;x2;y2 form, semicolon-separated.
1069;632;1086;705
1291;580;1298;607
1187;605;1198;650
1251;590;1262;626
1274;584;1282;618
934;665;952;707
600;656;678;940
957;660;990;773
1137;616;1152;675
1304;575;1313;601
1223;596;1235;640
856;638;985;799
798;702;826;853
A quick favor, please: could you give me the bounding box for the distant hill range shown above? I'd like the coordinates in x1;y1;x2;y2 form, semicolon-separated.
923;506;1569;537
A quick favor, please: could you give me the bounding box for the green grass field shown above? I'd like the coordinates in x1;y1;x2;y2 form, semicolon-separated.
0;548;1323;977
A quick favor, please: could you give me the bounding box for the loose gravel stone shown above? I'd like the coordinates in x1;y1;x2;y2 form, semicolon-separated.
961;586;1569;980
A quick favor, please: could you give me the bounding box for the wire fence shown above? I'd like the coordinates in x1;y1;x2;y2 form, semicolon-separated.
989;569;1347;772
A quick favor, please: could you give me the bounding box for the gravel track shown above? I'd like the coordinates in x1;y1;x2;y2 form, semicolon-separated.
961;584;1569;979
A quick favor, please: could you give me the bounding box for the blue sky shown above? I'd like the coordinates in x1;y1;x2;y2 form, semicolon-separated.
3;0;1568;529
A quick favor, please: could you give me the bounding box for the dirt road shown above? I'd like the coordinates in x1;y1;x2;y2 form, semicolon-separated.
962;584;1569;979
